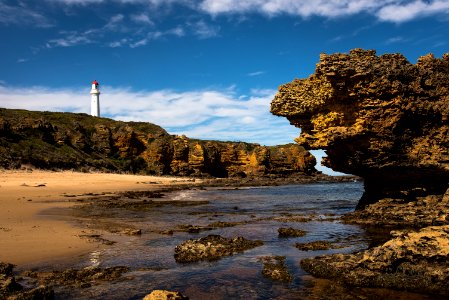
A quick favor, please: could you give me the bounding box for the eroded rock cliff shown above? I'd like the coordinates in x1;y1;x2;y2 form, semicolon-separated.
271;49;449;208
0;108;316;177
271;49;449;295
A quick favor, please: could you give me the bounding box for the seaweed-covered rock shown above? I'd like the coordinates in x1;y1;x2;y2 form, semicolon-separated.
300;225;449;295
0;262;54;300
343;191;449;228
174;235;263;263
259;256;293;282
295;241;332;251
25;266;129;288
278;227;306;237
143;290;189;300
0;262;14;277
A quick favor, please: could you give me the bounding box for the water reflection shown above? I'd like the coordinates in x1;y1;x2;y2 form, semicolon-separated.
55;182;402;299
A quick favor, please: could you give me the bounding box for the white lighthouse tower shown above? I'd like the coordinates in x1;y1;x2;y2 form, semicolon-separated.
90;80;101;117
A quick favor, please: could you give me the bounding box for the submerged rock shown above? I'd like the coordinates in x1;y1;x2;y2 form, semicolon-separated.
278;227;306;237
259;256;293;282
271;49;449;208
174;234;263;263
300;225;449;295
24;266;129;288
295;241;333;251
0;262;54;300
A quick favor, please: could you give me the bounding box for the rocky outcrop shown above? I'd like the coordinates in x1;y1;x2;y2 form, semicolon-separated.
174;234;263;263
271;49;449;295
1;262;55;299
277;227;306;237
271;49;449;208
300;225;449;295
143;290;189;300
0;108;316;177
342;191;449;228
259;256;293;282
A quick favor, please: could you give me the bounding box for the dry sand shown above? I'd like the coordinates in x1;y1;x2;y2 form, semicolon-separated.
0;170;193;266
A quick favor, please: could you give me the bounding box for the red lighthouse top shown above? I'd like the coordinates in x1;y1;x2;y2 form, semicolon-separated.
92;80;99;85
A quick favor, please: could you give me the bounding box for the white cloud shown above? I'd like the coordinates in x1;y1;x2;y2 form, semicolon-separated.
47;32;94;47
385;36;406;44
247;71;265;77
45;13;129;48
199;0;449;23
0;2;53;27
188;20;220;39
128;26;185;48
130;13;154;25
377;0;449;23
0;85;299;146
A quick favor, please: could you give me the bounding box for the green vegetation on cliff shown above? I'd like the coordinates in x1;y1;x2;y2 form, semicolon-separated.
0;108;316;177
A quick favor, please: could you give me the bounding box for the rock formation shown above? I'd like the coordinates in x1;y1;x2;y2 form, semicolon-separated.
300;225;449;295
143;290;189;300
174;234;263;263
0;108;316;177
271;49;449;295
271;49;449;208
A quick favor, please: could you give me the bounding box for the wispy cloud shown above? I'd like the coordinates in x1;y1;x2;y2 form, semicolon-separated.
46;31;94;48
0;2;53;27
247;71;265;77
128;26;185;48
0;85;298;145
188;20;220;39
385;36;407;44
45;13;129;48
199;0;449;23
130;13;154;25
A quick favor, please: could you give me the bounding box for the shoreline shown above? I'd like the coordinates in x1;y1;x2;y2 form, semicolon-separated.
0;169;355;267
0;170;197;266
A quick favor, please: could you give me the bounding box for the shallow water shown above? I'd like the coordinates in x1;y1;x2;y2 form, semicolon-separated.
34;182;434;299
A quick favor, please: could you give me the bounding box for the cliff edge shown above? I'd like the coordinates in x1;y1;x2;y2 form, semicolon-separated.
0;108;316;178
271;49;449;208
271;49;449;296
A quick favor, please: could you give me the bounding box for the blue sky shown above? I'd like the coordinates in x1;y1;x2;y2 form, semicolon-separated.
1;0;449;174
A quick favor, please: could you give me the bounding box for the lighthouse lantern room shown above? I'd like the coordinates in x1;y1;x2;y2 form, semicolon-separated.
90;80;101;117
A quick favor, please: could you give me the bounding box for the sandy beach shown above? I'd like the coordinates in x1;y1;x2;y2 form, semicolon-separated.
0;170;193;265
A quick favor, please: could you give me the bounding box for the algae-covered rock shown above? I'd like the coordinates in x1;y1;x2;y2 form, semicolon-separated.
174;234;263;263
300;225;449;296
143;290;189;300
259;256;293;282
278;227;306;238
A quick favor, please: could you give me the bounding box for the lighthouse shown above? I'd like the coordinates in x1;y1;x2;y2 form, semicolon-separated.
90;80;101;117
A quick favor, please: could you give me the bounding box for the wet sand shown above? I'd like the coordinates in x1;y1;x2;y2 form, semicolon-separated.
0;170;195;265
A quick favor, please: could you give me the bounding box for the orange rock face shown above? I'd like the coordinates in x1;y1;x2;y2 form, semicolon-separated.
0;108;316;177
271;49;449;207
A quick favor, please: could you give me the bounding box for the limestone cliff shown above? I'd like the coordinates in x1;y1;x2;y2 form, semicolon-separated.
271;49;449;208
271;49;449;295
0;108;316;177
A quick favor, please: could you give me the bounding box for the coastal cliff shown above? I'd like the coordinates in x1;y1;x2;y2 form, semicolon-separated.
271;49;449;208
0;108;316;177
271;49;449;296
